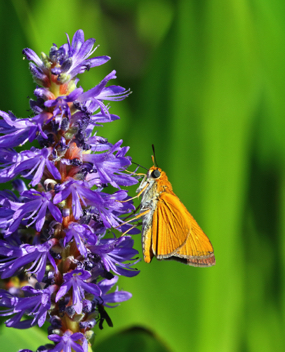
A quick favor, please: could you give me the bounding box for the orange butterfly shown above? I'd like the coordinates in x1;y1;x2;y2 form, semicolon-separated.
131;157;215;267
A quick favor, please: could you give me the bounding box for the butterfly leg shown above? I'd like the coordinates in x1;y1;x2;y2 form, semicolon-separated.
121;203;141;223
114;208;150;231
117;181;149;203
121;222;142;236
125;169;146;176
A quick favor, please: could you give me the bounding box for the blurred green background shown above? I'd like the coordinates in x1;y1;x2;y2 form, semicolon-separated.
1;0;285;351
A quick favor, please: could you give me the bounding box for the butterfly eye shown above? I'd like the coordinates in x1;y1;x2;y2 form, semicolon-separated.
151;169;161;179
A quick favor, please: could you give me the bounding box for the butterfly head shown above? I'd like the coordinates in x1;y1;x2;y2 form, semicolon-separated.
146;165;173;193
148;166;162;179
147;165;170;186
148;154;164;180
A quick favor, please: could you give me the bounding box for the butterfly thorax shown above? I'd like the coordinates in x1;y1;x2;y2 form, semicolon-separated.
136;166;175;261
155;171;174;195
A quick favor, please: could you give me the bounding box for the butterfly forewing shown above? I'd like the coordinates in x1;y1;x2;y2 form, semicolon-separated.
174;211;215;267
152;192;190;258
153;192;215;267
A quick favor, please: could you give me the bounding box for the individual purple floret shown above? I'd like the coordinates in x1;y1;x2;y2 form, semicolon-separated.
98;275;132;307
0;285;56;329
48;330;88;352
5;190;62;236
56;269;101;314
0;29;140;352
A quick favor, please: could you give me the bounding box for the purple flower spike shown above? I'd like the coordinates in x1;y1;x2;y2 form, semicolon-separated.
0;29;139;352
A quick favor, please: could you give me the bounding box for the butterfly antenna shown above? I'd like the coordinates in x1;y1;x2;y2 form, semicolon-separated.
152;144;159;167
132;161;148;171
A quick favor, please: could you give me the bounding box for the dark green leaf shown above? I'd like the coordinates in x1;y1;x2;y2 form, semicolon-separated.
95;326;172;352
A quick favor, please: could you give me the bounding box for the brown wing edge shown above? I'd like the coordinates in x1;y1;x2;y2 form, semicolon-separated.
160;220;216;267
162;226;216;267
161;253;215;267
186;253;215;267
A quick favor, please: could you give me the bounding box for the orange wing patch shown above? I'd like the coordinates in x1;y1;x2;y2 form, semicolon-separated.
152;192;190;258
153;192;215;267
175;210;215;267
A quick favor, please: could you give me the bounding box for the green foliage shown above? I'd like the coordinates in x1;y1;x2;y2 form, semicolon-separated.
0;323;49;351
0;0;284;351
95;326;171;352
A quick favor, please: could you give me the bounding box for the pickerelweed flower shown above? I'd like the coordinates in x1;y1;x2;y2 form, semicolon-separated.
0;29;140;352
